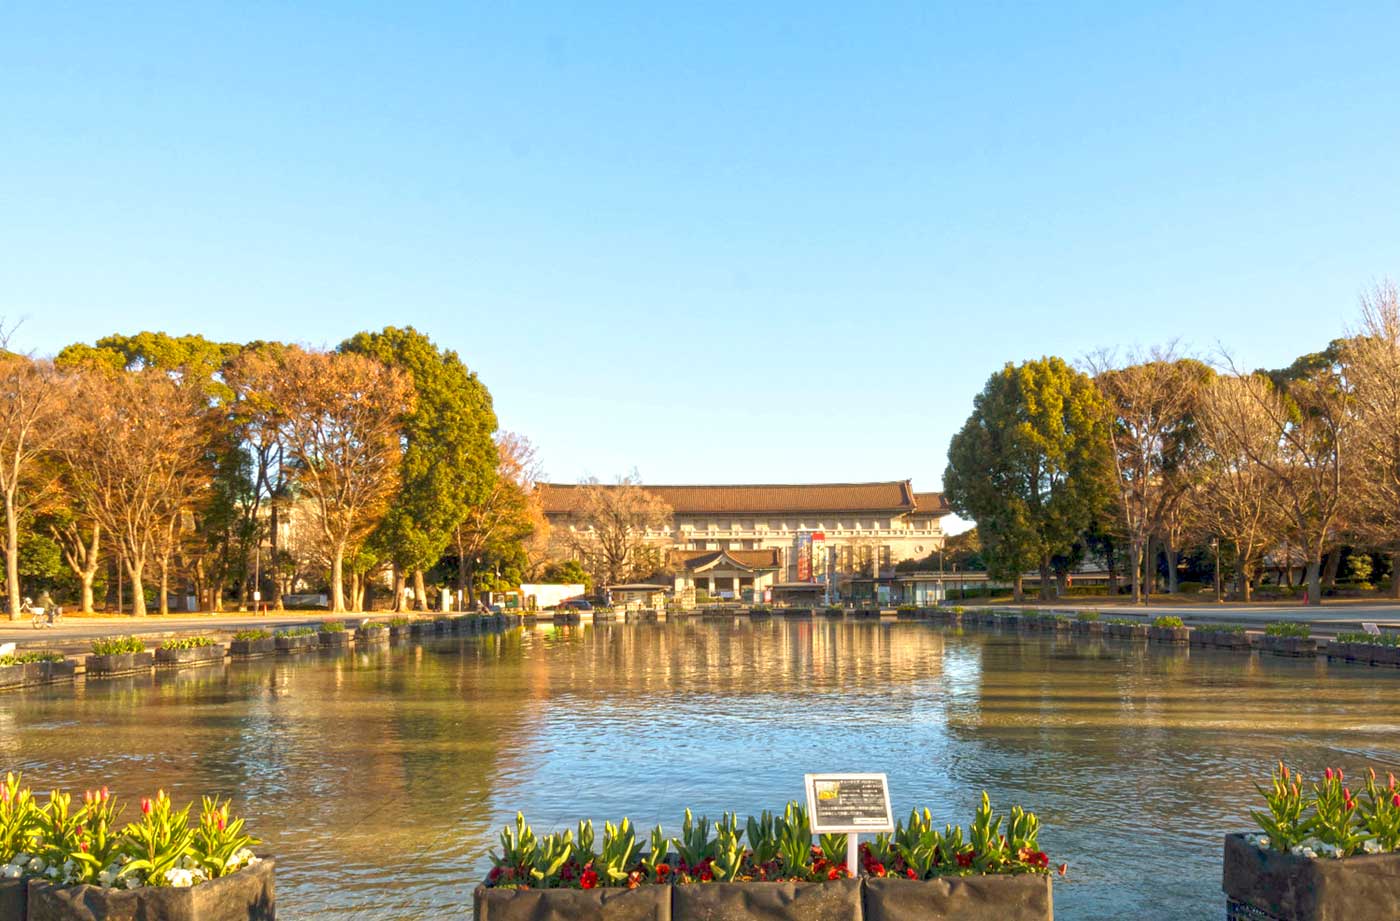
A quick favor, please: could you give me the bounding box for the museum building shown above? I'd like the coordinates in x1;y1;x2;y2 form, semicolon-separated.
538;480;951;600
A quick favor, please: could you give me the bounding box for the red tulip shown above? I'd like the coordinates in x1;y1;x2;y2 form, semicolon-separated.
580;869;598;890
140;797;151;816
905;868;917;880
1391;793;1399;809
1325;768;1334;781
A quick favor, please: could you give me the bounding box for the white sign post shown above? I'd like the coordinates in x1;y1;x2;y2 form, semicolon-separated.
804;773;895;877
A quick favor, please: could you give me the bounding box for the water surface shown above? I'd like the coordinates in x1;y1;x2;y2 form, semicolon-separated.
3;620;1397;920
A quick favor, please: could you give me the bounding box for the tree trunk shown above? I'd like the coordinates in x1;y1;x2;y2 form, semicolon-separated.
5;491;19;620
1129;540;1143;604
1105;544;1119;596
1166;543;1180;594
128;558;147;616
1305;557;1323;606
413;570;428;612
466;562;478;606
158;558;170;615
391;564;406;612
1012;574;1024;602
456;548;468;598
78;525;100;614
1037;557;1052;601
1322;549;1342;590
1391;552;1400;600
1240;560;1252;603
1055;569;1068;598
1143;535;1156;598
330;544;346;612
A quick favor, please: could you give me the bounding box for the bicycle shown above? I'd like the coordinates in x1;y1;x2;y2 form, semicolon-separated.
24;599;61;629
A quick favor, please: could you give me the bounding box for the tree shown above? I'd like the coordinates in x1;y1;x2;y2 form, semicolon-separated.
1344;280;1400;597
0;350;68;619
1089;348;1209;603
56;368;218;616
1192;374;1292;601
341;327;497;611
944;357;1114;600
451;432;543;605
561;475;672;588
540;558;591;590
234;348;411;612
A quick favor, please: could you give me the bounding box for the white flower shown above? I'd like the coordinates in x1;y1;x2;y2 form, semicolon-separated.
123;874;141;890
163;868;195;888
11;853;29;867
25;857;45;874
98;868;117;887
44;866;58;879
0;865;22;880
1364;840;1384;855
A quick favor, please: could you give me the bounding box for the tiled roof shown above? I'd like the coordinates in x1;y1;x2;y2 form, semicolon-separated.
911;492;951;516
670;548;782;571
539;481;917;516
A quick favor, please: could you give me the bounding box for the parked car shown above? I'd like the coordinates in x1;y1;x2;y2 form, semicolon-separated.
557;598;593;611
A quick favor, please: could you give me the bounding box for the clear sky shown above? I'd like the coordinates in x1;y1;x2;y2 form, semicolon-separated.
4;2;1398;505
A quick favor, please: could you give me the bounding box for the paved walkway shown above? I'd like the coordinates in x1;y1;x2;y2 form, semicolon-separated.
982;600;1400;635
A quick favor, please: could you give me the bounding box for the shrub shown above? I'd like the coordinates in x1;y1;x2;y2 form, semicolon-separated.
274;626;316;638
0;650;65;666
1336;631;1400;646
1076;611;1100;622
1204;624;1248;634
1265;622;1311;638
387;616;413;627
1106;618;1138;626
231;629;272;641
1152;616;1185;629
483;793;1055;889
317;621;346;633
359;621;388;631
1176;581;1204;595
90;636;145;656
159;636;216;651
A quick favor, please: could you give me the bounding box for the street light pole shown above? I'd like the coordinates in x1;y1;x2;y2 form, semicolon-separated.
1213;538;1222;604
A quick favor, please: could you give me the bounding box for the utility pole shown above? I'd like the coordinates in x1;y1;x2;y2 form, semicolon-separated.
1212;538;1222;604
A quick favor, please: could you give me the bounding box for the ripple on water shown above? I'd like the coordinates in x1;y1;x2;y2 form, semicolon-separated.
1;623;1398;921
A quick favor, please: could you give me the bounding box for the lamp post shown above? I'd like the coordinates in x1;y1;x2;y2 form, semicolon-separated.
1212;538;1222;604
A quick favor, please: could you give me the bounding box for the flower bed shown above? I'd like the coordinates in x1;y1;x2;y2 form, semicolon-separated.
273;627;318;653
476;795;1057;921
85;638;153;677
356;623;390;644
0;773;271;921
1227;762;1400;920
1259;623;1317;657
1190;625;1252;650
1148;616;1190;645
155;637;225;669
317;622;352;648
228;630;275;659
1327;631;1400;667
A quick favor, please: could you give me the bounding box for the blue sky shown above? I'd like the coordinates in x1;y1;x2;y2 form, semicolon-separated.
4;2;1398;504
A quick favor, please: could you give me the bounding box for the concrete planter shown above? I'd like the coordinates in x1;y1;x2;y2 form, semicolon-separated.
784;609;814;620
1329;642;1400;667
1259;636;1317;657
673;879;861;921
155;644;226;668
229;637;276;658
474;885;671;921
27;858;274;921
389;624;414;642
1191;630;1250;650
864;875;1053;921
1148;626;1191;645
84;651;154;676
0;875;25;921
553;611;582;625
318;630;352;648
274;634;318;653
1222;832;1400;921
357;625;390;645
0;662;27;688
1071;621;1103;636
409;620;434;638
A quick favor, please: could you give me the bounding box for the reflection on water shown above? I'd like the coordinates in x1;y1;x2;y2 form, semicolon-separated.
2;621;1398;920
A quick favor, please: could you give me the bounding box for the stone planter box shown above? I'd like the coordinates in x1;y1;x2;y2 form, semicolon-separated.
318;630;352;648
27;857;274;921
822;607;845;618
389;624;414;642
0;662;28;688
275;634;318;654
784;609;814;620
1327;642;1399;667
1107;623;1149;640
1222;832;1400;920
0;874;25;921
474;884;670;921
229;637;276;658
84;651;154;676
673;879;860;921
1071;621;1103;636
357;626;390;645
410;620;434;637
1148;626;1191;645
864;875;1053;921
1258;635;1317;657
849;608;881;619
553;611;581;625
155;643;227;668
1193;630;1252;651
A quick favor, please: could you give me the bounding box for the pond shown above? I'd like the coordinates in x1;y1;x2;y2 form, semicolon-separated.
2;618;1397;920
